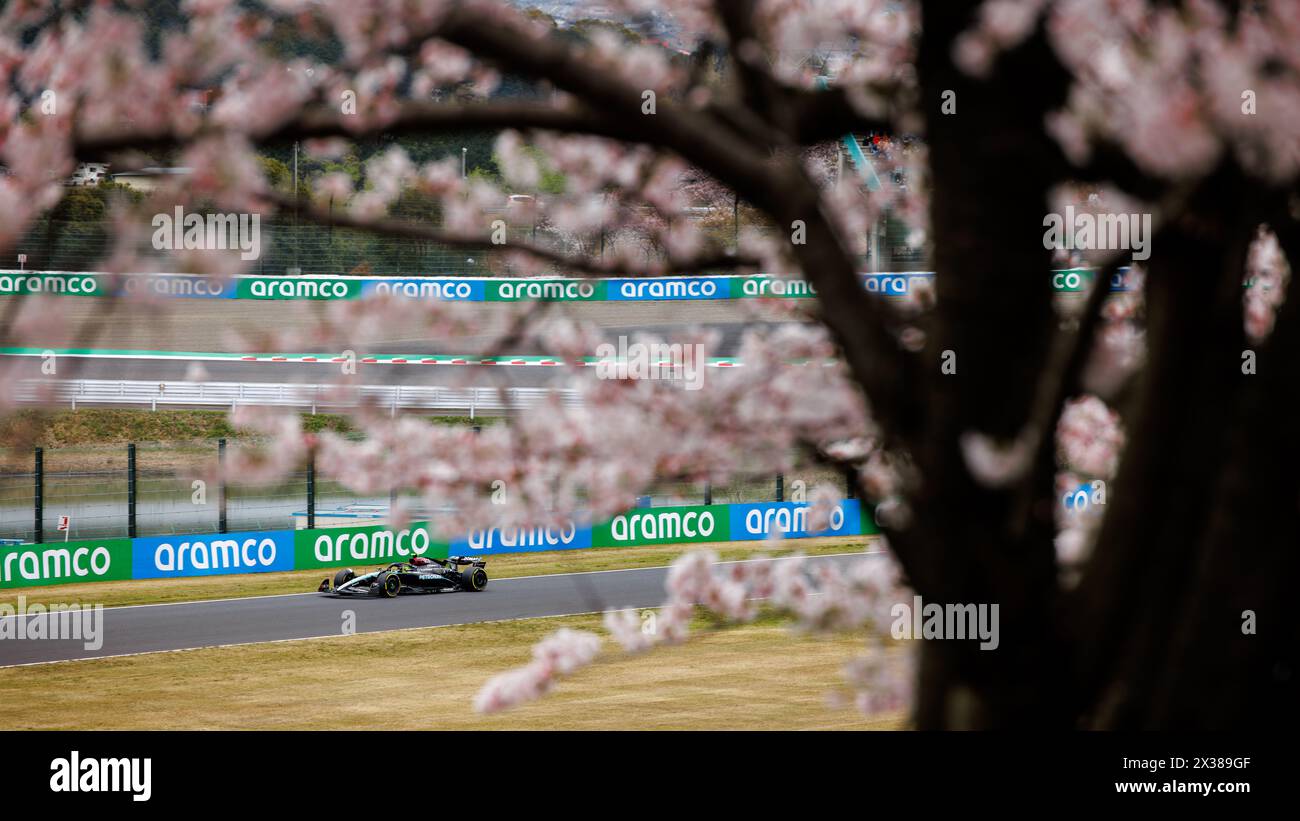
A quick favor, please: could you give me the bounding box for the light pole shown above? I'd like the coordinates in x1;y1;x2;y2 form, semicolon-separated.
283;63;306;277
461;147;467;179
292;140;300;276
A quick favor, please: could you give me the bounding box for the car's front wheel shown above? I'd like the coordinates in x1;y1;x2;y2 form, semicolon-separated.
333;568;356;589
376;571;401;598
460;567;488;592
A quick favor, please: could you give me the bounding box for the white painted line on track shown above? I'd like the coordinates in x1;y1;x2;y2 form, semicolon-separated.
0;607;644;670
0;546;881;618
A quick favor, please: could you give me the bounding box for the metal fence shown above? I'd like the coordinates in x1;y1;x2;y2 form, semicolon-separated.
15;379;580;416
0;441;857;545
0;441;397;543
17;217;497;278
14;212;929;277
644;466;852;508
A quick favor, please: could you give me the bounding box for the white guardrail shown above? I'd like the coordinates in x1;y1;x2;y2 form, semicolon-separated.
14;379;580;416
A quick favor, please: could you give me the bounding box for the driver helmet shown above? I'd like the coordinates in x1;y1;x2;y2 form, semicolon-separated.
410;555;433;567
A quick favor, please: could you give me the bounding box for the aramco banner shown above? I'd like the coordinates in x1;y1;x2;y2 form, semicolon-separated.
0;499;876;589
0;269;1131;303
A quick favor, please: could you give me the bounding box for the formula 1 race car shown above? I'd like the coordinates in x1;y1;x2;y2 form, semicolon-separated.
317;556;488;597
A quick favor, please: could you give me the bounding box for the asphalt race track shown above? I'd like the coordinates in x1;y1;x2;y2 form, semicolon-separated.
0;551;876;667
0;321;774;389
0;294;779;360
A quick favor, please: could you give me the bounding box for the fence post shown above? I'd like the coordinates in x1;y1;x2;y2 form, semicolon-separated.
34;446;43;544
218;438;228;534
776;473;784;503
306;450;316;530
127;443;137;538
704;480;712;506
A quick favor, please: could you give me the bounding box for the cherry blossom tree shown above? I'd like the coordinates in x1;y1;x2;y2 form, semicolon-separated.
1;0;1297;729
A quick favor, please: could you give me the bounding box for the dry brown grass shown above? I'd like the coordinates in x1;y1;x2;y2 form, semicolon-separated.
0;612;906;730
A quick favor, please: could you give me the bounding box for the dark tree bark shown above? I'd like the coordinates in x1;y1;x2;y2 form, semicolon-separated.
1151;279;1300;728
899;1;1298;729
902;2;1076;728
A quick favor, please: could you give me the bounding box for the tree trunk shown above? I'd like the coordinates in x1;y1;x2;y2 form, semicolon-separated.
909;3;1074;728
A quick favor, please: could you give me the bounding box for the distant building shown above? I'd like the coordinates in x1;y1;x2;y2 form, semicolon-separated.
67;163;109;186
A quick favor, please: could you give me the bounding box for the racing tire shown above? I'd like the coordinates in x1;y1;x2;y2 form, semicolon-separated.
460;566;488;592
333;568;356;589
376;571;401;598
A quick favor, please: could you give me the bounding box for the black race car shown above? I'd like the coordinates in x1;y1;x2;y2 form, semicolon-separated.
317;556;488;597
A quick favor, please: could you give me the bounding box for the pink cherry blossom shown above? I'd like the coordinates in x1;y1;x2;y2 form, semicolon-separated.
1243;225;1292;344
603;609;656;653
960;427;1038;488
472;627;601;713
1056;395;1125;479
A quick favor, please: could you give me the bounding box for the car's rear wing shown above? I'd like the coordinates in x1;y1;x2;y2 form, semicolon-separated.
447;555;486;567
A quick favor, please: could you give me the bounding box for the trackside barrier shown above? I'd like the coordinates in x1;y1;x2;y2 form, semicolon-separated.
0;500;878;590
0;269;1132;303
8;380;580;414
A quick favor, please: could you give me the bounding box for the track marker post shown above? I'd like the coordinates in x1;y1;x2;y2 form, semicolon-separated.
34;446;43;544
127;443;137;538
218;438;229;534
306;451;316;530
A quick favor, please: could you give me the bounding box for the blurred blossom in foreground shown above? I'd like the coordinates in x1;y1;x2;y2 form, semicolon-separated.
1056;395;1124;479
1243;225;1292;345
1053;394;1125;581
960;427;1037;488
477;547;915;717
472;628;601;714
1059;262;1146;402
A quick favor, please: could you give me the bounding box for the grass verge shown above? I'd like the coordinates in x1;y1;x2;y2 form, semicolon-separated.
0;535;875;610
0;409;491;471
0;610;905;730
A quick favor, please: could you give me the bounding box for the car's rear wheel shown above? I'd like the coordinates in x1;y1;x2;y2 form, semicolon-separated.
376;571;401;598
333;568;356;589
461;567;488;592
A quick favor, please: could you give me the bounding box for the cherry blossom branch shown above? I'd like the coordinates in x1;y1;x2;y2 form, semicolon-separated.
1006;185;1196;542
1003;252;1127;542
262;190;760;277
434;10;774;191
715;0;782;137
708;0;905;146
74;99;643;160
475;549;915;715
60;2;911;455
